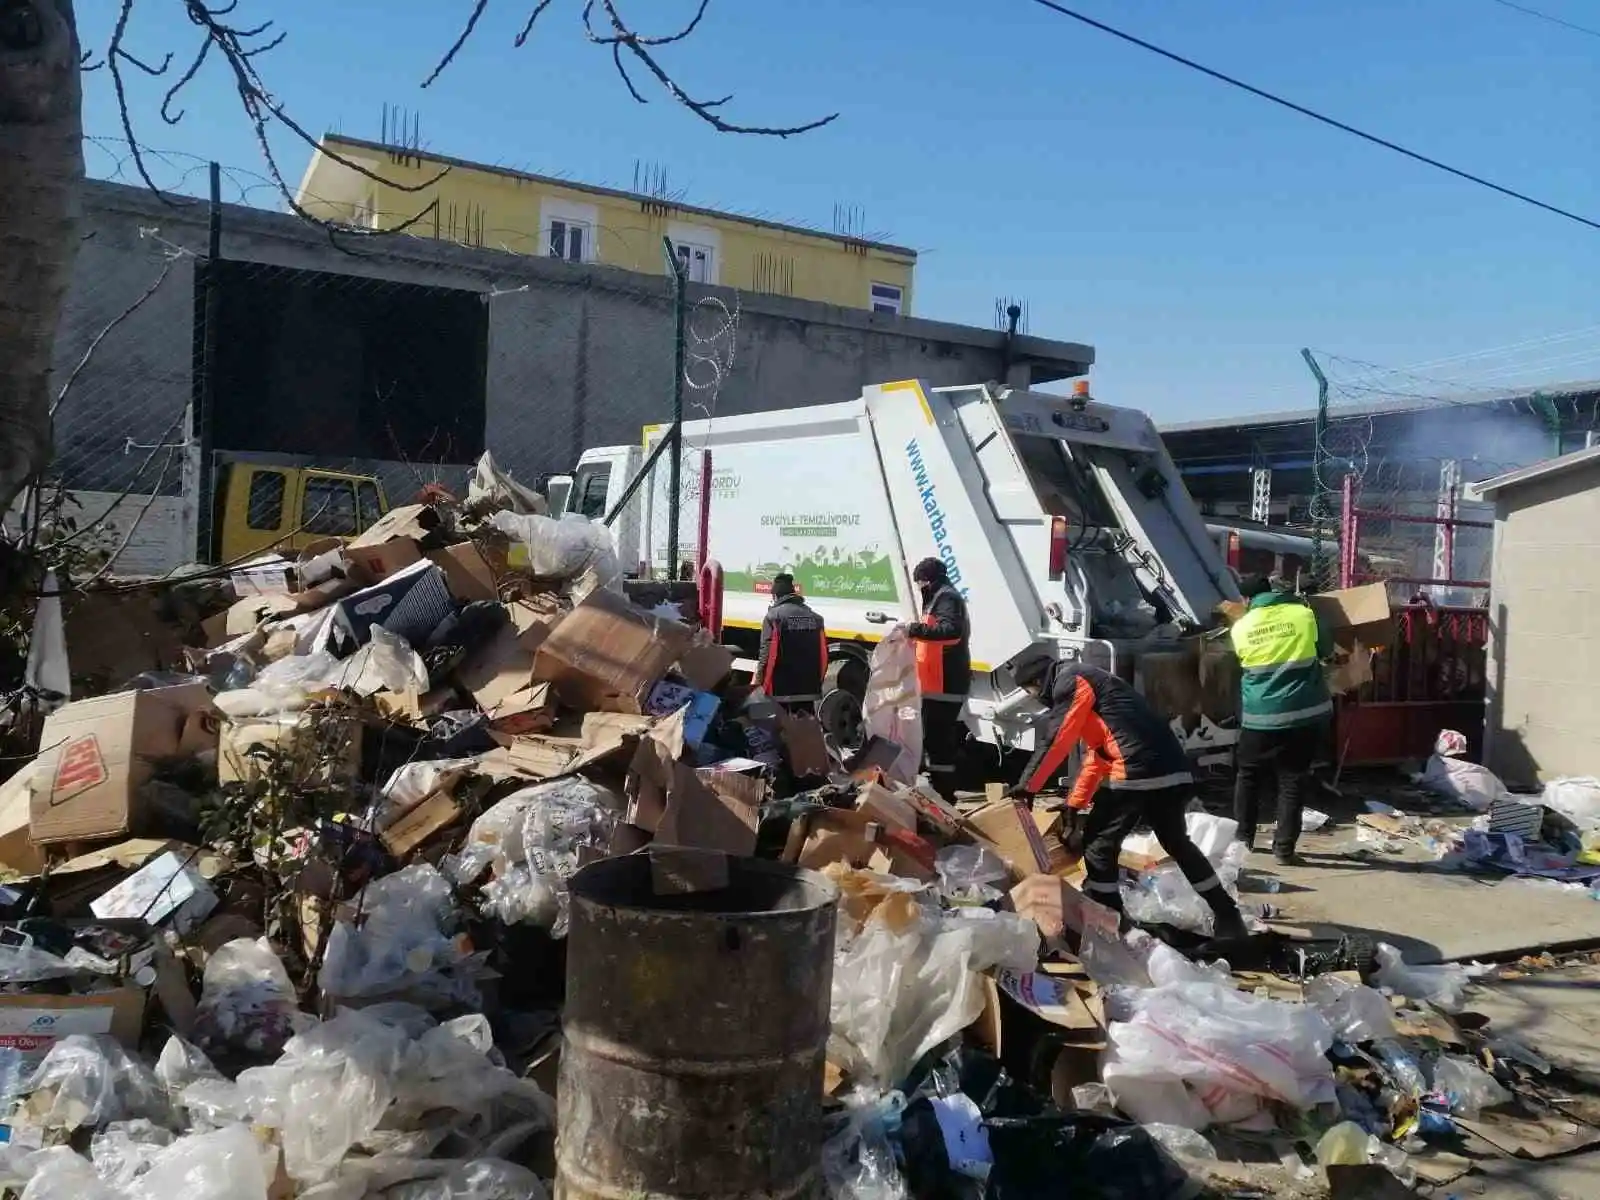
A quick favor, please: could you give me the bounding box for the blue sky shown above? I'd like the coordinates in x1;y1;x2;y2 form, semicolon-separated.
81;0;1600;420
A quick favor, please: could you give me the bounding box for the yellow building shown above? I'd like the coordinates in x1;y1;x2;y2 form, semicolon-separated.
296;135;916;314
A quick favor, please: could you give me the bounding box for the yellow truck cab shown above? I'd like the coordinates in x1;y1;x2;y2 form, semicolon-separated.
216;461;389;562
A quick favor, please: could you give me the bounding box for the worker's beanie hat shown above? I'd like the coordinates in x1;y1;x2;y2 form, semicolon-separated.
1011;655;1053;692
1237;573;1273;599
912;557;947;585
771;573;796;598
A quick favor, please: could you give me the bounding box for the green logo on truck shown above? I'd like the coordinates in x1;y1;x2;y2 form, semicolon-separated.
726;510;899;601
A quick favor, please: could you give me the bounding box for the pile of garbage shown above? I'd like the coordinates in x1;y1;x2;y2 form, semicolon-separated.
0;478;1585;1198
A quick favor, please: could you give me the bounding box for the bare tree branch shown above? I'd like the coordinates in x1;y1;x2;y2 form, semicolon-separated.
514;0;557;46
423;0;490;88
52;256;178;418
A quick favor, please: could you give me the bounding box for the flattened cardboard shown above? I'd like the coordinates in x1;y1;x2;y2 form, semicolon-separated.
856;782;917;831
381;791;464;857
0;766;45;876
30;683;216;846
533;589;694;713
655;760;758;856
348;503;440;548
901;785;963;837
963;800;1052;881
778;709;830;778
1010;874;1088;942
456;597;564;721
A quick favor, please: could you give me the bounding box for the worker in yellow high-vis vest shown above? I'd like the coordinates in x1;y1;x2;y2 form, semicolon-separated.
1229;575;1332;866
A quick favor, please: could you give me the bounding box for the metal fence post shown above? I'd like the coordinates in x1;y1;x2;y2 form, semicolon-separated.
192;162;222;562
1302;347;1331;589
663;237;687;579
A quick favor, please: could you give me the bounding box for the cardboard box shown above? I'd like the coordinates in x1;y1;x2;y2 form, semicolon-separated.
676;642;735;692
856;781;917;831
30;684;216;846
1307;582;1395;649
0;766;45;876
90;849;219;933
962;800;1052;881
381;791;464;857
428;541;501;604
457;597;564;727
534;589;694;713
0;987;146;1072
315;559;455;654
344;536;423;586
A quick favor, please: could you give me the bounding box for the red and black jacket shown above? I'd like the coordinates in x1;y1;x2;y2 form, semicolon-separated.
907;584;971;699
757;595;828;701
1017;663;1191;808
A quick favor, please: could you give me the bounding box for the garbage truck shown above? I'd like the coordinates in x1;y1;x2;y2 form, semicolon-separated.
559;379;1240;751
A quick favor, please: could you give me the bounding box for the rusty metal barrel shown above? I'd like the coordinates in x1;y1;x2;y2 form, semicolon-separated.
557;853;837;1200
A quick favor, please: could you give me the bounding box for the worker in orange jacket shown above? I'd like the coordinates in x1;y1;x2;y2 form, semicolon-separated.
1009;657;1248;940
904;557;971;800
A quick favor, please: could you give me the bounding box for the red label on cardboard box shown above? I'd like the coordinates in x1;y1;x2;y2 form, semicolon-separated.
51;735;108;804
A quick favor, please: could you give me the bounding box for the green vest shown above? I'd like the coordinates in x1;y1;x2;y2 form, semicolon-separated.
1231;593;1332;731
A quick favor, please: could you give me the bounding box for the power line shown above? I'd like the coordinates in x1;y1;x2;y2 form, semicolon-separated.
1028;0;1600;232
1488;0;1600;40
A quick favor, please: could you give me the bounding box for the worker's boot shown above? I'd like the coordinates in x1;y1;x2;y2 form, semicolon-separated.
1208;900;1251;943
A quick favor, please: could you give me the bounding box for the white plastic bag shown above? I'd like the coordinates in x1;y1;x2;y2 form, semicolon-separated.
214;652;344;717
333;625;429;698
829;907;1038;1089
822;1092;909;1200
1418;754;1507;812
466;450;548;518
488;510;620;601
1121;839;1248;935
384;1159;549;1200
1372;943;1486;1013
863;630;921;786
463;779;618;937
320;864;480;1007
1542;777;1600;831
1303;974;1396;1044
18;1147;121;1200
21;1036;169;1132
194;938;309;1057
1102;981;1335;1129
1432;1054;1511;1118
129;1125;272;1200
933;844;1010;906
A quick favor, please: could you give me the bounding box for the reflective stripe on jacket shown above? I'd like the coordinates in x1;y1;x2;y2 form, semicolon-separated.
1230;592;1333;731
757;595;828;701
908;584;971;699
1017;663;1192;807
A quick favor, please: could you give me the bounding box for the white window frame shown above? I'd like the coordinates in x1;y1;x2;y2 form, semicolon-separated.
667;223;721;286
541;198;600;263
870;281;904;315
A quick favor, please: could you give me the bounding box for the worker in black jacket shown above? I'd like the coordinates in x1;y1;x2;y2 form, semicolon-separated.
1010;658;1248;940
756;574;828;712
905;557;971;799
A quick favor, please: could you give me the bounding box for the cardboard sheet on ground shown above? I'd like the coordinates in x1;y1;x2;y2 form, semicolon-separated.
1455;1109;1600;1159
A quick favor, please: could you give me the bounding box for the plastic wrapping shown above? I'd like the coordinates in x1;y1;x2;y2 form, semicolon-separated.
934;843;1010;906
1542;777;1600;831
17;1147;122;1200
319;864;481;1008
1102;982;1335;1129
235;1004;551;1189
1432;1054;1512;1118
384;1159;549;1200
466;450;548;518
487;510;620;602
462;779;618;937
1303;975;1396;1044
829;907;1039;1090
194;938;309;1057
821;1092;908;1200
21;1035;169;1132
862;630;922;786
1372;943;1485;1013
1120;840;1247;936
90;1122;175;1189
333;625;429;698
214;652;344;717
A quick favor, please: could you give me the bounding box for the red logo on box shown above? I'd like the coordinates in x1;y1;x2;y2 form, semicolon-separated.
52;735;107;804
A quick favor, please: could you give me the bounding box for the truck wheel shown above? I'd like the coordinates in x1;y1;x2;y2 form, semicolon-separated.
818;655;870;752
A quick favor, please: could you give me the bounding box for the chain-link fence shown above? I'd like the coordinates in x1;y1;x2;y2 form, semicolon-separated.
1307;350;1597;599
18;137;746;580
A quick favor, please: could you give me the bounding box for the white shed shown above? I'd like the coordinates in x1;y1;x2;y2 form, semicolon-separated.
1469;446;1600;785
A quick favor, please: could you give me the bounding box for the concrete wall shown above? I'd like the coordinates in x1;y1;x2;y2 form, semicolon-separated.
1485;460;1600;784
61;181;1092;502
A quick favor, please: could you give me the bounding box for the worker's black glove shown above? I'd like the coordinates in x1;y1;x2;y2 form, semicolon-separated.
1062;811;1089;860
1004;783;1033;803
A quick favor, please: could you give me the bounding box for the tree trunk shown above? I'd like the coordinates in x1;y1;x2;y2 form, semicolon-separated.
0;0;81;517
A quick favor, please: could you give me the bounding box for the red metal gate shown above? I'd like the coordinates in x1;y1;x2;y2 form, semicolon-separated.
1336;476;1491;765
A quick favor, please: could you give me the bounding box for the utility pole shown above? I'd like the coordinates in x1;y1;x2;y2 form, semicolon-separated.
663;237;688;578
1301;348;1331;589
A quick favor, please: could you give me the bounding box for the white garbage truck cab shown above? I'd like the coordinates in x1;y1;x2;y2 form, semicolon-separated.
563;379;1239;751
